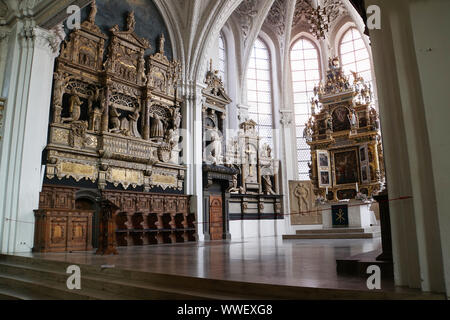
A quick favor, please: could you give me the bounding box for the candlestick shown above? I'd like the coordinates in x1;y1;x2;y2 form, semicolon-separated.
356;183;359;193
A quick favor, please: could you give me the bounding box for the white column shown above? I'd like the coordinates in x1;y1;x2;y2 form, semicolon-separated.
279;110;295;234
183;81;206;241
0;27;11;92
367;0;447;295
0;22;64;253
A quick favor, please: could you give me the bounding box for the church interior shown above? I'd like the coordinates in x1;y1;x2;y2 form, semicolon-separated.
0;0;449;301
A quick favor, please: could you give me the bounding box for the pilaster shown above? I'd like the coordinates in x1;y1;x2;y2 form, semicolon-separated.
279;109;295;233
182;80;206;241
0;20;64;253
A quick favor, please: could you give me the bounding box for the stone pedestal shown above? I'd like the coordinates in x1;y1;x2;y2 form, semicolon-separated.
321;201;377;228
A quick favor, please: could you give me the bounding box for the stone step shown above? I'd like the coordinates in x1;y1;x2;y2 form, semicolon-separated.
283;232;381;240
0;284;56;300
0;254;442;300
295;228;371;234
0;255;265;299
0;261;234;300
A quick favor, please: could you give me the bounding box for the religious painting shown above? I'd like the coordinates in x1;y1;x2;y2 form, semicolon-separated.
319;153;329;167
333;149;359;185
320;172;330;185
332;106;351;132
317;150;332;188
317;150;330;168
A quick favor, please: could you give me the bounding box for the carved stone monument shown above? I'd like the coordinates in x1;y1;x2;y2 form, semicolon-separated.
289;181;321;225
35;2;195;249
45;4;185;192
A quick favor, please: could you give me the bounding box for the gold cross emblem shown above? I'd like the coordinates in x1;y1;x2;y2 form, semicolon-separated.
336;209;346;223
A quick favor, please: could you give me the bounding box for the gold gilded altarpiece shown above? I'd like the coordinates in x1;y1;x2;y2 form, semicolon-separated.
304;57;385;201
45;3;184;192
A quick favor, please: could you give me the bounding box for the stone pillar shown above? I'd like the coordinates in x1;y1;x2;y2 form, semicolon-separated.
279;109;295;233
0;28;11;92
182;81;205;241
0;22;64;253
366;0;448;296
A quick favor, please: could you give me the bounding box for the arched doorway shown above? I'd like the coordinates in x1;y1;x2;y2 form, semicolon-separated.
75;190;101;249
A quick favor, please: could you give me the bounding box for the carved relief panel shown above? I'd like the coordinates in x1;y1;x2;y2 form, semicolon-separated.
289;181;321;225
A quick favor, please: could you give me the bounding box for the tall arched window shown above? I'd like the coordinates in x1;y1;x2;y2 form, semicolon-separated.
290;38;320;180
218;33;227;88
339;27;373;86
246;38;273;148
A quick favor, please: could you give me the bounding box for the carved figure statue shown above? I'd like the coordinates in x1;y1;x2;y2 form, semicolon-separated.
62;89;82;123
208;129;222;164
263;175;276;195
159;33;165;54
369;107;380;130
227;174;243;194
348;110;357;128
294;184;309;214
109;105;121;133
303;124;312;142
165;129;176;148
127;11;136;32
53;72;69;107
88;88;103;132
128;107;141;138
150;114;165;139
173;107;182;130
261;143;272;158
53;72;71;123
138;56;147;85
326;114;333;131
88;0;97;24
120;117;131;136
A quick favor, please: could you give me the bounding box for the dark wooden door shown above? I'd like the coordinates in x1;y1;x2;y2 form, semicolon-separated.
209;195;223;240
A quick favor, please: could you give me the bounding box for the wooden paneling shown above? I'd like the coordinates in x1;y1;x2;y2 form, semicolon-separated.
34;186;93;253
209;195;223;241
102;190;196;246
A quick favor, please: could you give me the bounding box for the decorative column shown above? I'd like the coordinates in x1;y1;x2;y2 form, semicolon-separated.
279;109;295;233
0;22;65;254
0;28;11;92
182;80;205;241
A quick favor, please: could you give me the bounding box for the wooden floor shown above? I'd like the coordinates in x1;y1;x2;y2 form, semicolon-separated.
4;236;443;299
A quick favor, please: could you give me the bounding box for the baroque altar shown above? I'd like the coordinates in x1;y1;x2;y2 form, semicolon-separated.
305;57;385;228
34;2;194;251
